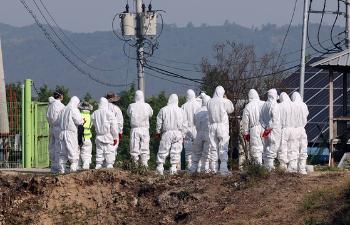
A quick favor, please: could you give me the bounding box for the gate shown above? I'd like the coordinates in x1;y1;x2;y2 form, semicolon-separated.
32;102;49;168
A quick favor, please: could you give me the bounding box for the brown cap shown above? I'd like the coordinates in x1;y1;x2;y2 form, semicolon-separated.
105;91;120;103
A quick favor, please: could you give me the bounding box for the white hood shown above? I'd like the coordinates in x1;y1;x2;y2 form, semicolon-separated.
167;94;179;106
291;92;302;102
248;89;260;102
135;90;145;103
213;86;225;98
98;97;109;110
67;96;80;108
267;89;278;102
186;89;196;101
279;92;291;103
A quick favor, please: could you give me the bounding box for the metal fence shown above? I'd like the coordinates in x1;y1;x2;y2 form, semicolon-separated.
0;102;22;168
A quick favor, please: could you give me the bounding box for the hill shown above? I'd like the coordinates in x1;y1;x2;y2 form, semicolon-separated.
0;22;344;97
0;169;349;224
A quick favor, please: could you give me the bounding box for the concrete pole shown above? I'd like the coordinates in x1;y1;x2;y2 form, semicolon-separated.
300;0;309;100
0;38;9;134
346;0;350;48
24;79;32;168
135;0;145;93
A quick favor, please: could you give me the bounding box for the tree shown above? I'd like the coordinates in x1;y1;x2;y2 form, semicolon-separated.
201;41;288;165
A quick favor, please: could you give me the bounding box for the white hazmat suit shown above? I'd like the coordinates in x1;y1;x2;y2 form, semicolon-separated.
260;89;281;171
189;94;211;173
127;90;153;167
92;98;119;169
58;96;84;173
292;92;309;174
207;86;234;174
278;92;298;172
156;94;186;175
181;89;201;169
241;89;265;164
47;97;65;173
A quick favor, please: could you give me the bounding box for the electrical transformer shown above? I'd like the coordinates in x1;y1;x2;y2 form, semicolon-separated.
141;12;157;36
121;13;136;36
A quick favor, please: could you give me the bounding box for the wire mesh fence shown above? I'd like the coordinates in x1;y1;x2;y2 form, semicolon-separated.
0;102;22;168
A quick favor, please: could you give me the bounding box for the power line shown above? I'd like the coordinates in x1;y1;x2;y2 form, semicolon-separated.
145;71;196;87
19;0;130;88
32;0;117;72
277;0;298;59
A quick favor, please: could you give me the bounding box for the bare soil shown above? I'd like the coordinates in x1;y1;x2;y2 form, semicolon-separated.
0;169;349;225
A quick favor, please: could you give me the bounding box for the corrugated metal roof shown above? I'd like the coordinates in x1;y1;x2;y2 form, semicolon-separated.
310;49;350;69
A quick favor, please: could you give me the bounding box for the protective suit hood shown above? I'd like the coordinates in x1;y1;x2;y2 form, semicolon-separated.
202;94;211;106
135;90;144;103
186;89;196;101
279;92;291;103
267;89;278;101
248;89;260;102
291;92;302;102
98;97;109;110
48;96;55;104
213;86;225;98
167;94;179;106
68;96;80;108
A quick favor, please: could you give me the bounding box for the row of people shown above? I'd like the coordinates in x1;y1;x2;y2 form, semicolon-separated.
46;86;234;175
241;89;309;174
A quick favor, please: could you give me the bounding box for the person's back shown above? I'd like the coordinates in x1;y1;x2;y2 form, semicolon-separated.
241;89;264;164
181;89;201;169
127;91;153;167
47;94;65;173
291;92;309;174
156;94;186;175
260;89;281;171
207;86;234;175
92;97;118;169
79;102;93;170
58;96;84;173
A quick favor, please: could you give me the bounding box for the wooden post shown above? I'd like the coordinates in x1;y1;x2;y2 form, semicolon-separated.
343;72;348;116
329;69;334;167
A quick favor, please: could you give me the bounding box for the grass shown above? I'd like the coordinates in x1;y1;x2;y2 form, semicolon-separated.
300;182;350;225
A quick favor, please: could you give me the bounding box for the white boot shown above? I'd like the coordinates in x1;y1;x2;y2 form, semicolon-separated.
95;164;102;169
70;162;79;172
287;160;298;173
106;164;114;169
298;159;307;175
156;164;164;175
279;161;288;171
210;161;217;173
189;163;198;174
170;165;178;175
219;161;231;175
264;158;275;171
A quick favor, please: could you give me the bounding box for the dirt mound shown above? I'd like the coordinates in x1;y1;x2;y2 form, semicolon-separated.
0;169;349;225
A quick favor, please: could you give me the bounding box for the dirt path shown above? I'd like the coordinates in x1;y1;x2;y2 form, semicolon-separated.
0;170;348;225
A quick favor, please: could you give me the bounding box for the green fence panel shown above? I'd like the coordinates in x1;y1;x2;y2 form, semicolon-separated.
32;102;50;168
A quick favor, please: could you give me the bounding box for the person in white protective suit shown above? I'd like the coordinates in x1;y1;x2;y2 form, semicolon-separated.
181;89;201;169
241;89;265;165
260;89;281;171
92;97;119;169
278;92;298;171
58;96;84;173
47;91;65;173
291;92;309;174
78;101;93;170
106;92;123;155
156;94;186;175
189;94;211;173
127;90;153;167
207;86;234;175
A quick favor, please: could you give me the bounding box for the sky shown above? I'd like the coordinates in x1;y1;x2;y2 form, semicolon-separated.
0;0;341;32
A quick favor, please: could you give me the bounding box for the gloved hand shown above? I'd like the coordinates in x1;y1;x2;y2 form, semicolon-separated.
262;128;273;139
243;133;250;142
113;139;118;146
155;133;161;140
119;133;123;140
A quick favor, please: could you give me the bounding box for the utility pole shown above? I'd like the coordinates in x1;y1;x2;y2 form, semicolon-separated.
300;0;309;100
135;0;145;93
346;0;350;48
119;0;158;94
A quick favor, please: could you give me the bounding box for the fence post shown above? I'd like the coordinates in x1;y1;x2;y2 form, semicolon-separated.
24;79;32;168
